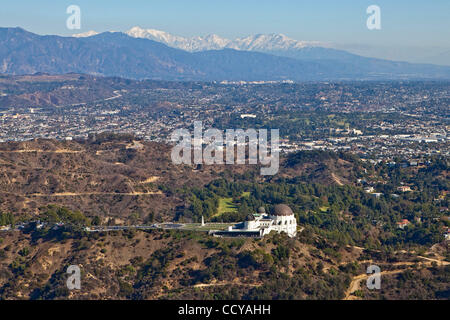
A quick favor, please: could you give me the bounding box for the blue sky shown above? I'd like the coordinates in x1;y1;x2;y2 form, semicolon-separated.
1;0;449;63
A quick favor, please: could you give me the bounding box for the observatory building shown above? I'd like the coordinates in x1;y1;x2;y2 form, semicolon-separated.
211;204;297;238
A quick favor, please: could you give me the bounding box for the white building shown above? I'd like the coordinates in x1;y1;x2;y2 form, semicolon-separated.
212;204;297;238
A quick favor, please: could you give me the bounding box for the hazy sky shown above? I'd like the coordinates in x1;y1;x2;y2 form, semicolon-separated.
1;0;449;63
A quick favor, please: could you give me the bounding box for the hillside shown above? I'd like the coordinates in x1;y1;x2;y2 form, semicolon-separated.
0;225;447;300
0;138;357;222
0;138;448;300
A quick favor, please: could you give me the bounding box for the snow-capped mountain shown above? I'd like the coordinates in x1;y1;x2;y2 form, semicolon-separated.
72;30;99;38
125;27;233;51
230;33;322;51
95;26;324;52
126;27;323;52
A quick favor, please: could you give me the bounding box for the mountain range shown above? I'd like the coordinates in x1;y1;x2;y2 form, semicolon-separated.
78;27;450;66
124;27;324;52
74;26;324;52
1;27;450;81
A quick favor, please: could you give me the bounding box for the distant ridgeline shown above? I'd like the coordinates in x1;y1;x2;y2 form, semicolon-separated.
1;27;450;81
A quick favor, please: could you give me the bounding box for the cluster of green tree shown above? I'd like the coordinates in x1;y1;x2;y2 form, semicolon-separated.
0;212;14;226
39;205;90;227
22;206;92;242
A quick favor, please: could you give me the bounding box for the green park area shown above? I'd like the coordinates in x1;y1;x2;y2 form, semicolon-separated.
215;198;238;216
214;192;250;217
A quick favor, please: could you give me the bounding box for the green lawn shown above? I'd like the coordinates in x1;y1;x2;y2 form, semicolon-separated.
213;192;251;218
216;197;238;216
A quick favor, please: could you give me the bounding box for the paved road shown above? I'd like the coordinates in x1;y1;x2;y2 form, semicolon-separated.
85;223;189;232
